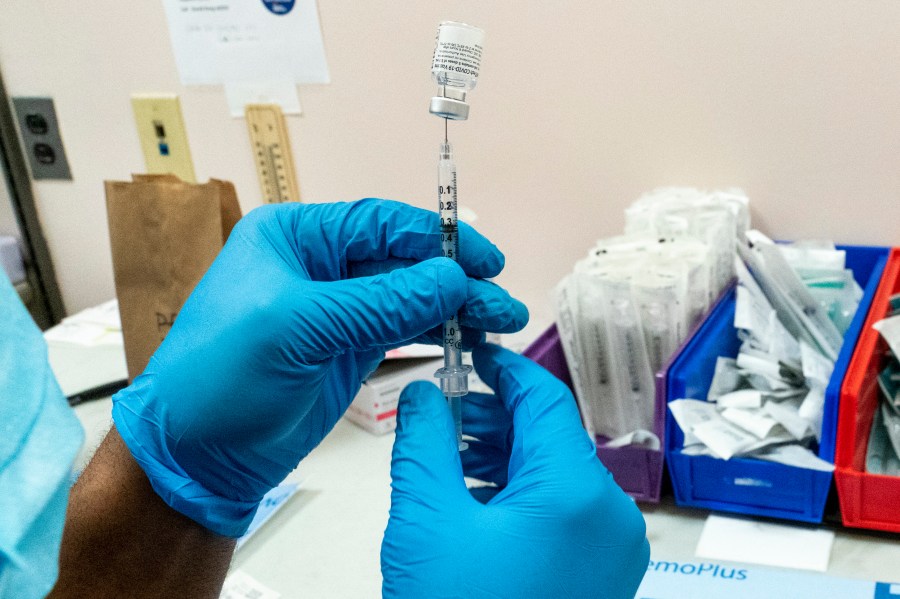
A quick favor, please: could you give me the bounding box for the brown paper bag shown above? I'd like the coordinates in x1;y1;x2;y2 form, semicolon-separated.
105;175;242;380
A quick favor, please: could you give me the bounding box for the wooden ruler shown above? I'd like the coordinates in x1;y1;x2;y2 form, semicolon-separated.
244;104;301;204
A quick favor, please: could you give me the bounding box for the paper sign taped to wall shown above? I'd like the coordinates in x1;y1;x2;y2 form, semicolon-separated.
162;0;330;86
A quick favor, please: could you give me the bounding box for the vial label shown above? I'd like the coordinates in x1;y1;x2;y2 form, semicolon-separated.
431;23;484;81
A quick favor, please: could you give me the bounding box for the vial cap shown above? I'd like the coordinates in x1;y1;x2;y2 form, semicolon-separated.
429;97;469;120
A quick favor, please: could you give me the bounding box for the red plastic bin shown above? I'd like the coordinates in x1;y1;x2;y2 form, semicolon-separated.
835;247;900;533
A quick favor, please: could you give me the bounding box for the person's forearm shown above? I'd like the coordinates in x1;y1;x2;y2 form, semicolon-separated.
49;426;236;598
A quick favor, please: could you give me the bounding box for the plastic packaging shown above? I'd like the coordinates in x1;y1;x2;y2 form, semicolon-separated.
552;187;748;483
669;244;889;523
632;263;688;374
600;276;656;437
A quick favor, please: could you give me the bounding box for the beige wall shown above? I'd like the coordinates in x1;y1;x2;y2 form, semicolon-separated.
1;2;898;334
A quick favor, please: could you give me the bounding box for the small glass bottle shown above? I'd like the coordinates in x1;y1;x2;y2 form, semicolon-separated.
429;21;485;121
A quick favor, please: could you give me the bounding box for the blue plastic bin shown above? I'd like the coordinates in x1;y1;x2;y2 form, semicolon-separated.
664;244;889;523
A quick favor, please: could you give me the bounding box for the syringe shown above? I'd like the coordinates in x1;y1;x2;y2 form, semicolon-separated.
428;20;485;451
434;136;471;451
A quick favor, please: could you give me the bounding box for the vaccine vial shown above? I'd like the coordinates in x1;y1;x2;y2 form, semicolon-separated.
429;21;485;121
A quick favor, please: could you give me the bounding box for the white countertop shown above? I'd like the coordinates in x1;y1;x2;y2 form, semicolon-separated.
55;314;899;598
72;396;900;599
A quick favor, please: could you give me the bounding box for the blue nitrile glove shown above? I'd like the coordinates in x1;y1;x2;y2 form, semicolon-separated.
112;199;528;537
382;343;650;598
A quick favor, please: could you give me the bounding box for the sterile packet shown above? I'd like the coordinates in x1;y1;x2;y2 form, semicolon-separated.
623;187;709;235
878;363;900;407
740;233;843;360
597;275;656;436
631;262;688;374
592;233;659;258
720;407;783;439
780;245;845;273
693;206;737;293
553;274;597;439
800;341;834;388
651;238;713;327
880;401;900;462
739;429;797;456
762;399;812;440
692;418;759;460
717;389;764;409
668;399;719;447
798;387;826;441
707;357;745;402
873;315;900;362
736;349;803;389
867;405;900;476
734;263;802;365
573;272;617;437
709;188;751;238
803;269;861;334
604;429;661;450
752;444;834;472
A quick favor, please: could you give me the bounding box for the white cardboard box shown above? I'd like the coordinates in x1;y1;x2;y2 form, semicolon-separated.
345;358;444;435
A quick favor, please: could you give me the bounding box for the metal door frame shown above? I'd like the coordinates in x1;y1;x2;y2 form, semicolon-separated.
0;70;65;327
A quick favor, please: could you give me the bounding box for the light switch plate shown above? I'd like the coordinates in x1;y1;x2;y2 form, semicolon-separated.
131;94;196;183
12;97;72;180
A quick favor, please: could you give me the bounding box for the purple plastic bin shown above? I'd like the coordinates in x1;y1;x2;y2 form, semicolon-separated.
523;325;666;502
523;289;733;503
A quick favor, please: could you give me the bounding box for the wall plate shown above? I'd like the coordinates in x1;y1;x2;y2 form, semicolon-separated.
131;94;196;183
11;97;72;180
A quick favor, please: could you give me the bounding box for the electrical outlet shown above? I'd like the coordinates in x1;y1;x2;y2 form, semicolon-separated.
131;94;196;182
12;97;72;180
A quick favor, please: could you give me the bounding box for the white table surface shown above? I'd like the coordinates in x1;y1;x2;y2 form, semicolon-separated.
72;396;900;599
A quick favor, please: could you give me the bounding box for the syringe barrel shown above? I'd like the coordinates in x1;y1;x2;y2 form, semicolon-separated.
443;322;463;368
438;145;459;262
435;141;472;401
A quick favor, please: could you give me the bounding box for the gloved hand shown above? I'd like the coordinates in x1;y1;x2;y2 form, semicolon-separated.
382;343;650;598
112;199;528;537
